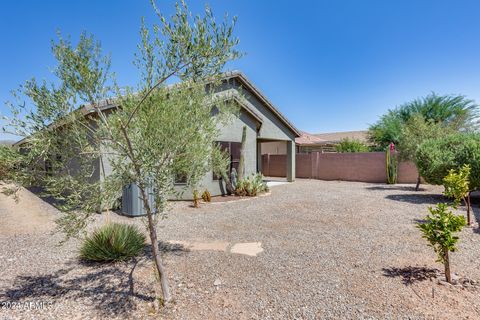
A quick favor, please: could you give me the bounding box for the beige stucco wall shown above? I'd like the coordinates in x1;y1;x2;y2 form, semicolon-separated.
261;141;287;155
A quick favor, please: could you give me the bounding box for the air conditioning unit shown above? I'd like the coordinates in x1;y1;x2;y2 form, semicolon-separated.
121;183;156;217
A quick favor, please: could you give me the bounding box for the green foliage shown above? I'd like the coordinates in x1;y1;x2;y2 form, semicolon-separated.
334;138;369;153
235;173;269;197
201;189;211;202
80;223;146;262
386;145;397;184
398;114;455;162
368;93;478;150
417;203;466;265
368;112;404;148
443;165;470;206
0;145;19;181
416;132;480;189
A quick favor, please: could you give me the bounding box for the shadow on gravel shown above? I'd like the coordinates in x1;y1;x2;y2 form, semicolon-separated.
366;185;426;192
382;266;440;285
0;258;154;317
145;240;189;257
471;205;480;235
385;193;445;205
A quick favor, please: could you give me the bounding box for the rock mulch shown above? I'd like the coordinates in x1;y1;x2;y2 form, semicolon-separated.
1;180;480;319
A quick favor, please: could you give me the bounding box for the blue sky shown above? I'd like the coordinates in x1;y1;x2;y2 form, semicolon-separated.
2;0;480;140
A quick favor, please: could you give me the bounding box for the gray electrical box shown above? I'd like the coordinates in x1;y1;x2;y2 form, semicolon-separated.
121;183;156;217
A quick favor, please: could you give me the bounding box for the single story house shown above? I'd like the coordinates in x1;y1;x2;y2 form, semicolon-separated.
14;71;300;199
261;130;369;154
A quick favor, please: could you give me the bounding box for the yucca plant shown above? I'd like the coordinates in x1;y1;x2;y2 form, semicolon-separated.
80;223;146;262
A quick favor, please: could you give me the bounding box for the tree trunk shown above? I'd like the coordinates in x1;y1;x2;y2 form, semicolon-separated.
415;174;421;191
237;126;247;181
466;192;472;226
444;248;451;283
139;185;171;303
222;172;234;195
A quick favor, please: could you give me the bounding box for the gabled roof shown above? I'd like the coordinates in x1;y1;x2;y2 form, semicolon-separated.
14;71;300;147
295;131;328;145
78;71;300;137
223;71;301;137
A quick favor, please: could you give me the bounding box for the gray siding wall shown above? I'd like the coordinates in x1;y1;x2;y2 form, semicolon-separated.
173;109;259;199
97;76;297;200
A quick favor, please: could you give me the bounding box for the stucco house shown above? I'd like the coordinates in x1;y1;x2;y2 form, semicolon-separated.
14;71;300;199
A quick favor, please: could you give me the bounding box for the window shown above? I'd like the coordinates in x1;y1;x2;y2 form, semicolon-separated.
174;173;187;184
213;141;242;180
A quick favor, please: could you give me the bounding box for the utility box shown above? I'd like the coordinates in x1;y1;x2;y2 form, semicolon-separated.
121;183;156;217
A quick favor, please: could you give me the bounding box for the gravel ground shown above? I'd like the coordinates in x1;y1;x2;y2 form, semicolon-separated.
1;180;480;319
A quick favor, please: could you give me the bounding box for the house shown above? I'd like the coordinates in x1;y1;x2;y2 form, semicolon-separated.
261;130;369;154
14;71;300;199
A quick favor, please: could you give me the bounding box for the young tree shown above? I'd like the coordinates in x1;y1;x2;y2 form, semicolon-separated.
443;165;473;226
417;203;466;283
3;0;240;304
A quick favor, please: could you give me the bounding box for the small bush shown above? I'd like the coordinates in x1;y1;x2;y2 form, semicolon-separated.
201;189;211;202
335;138;370;153
80;223;146;262
193;189;200;208
235;173;269;196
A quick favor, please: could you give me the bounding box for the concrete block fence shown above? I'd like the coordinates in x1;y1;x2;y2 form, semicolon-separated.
261;152;418;184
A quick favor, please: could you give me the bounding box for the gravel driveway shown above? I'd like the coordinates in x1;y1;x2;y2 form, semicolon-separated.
1;180;480;319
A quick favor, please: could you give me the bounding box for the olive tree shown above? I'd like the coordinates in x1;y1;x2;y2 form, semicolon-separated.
2;0;240;303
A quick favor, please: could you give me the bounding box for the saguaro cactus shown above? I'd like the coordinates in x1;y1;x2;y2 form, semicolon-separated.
386;142;397;184
237;125;247;181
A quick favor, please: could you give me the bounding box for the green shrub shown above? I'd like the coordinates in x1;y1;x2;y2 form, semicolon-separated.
443;164;473;225
235;173;269;196
0;145;18;181
335;138;369;153
416;132;480;189
80;223;146;262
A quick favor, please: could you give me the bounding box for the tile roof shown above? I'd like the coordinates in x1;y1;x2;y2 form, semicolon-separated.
312;131;369;144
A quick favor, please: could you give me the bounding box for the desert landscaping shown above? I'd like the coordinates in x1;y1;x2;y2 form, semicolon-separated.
1;180;479;319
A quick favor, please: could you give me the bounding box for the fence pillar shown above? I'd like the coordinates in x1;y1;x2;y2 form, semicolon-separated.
257;142;262;173
287;140;295;182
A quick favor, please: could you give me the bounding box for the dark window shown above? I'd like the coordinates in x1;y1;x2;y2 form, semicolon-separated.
174;173;187;184
213;141;242;180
